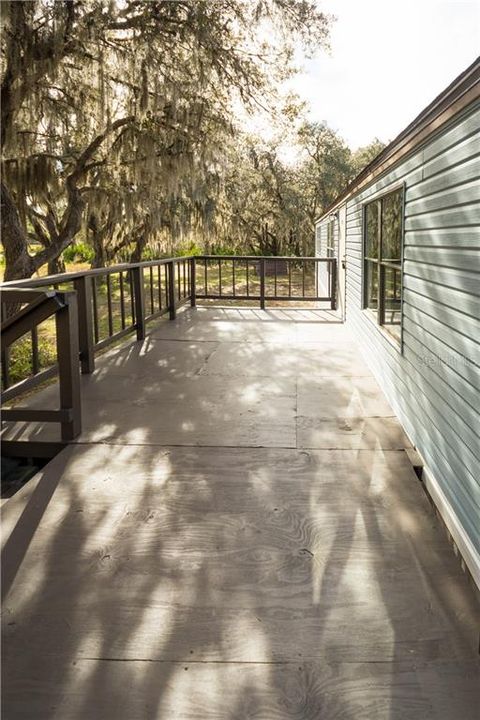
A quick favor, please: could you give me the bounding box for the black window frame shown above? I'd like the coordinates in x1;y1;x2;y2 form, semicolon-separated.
362;183;405;347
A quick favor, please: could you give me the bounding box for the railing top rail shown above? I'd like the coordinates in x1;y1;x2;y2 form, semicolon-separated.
0;256;196;288
198;255;334;261
1;255;335;289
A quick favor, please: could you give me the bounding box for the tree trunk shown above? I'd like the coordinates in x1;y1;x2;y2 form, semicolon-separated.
130;234;146;263
47;255;66;275
92;237;107;268
1;181;33;281
89;215;107;268
2;178;84;281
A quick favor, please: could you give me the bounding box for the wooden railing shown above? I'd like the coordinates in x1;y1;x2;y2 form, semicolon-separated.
1;288;81;442
1;255;336;444
195;256;336;309
2;257;195;376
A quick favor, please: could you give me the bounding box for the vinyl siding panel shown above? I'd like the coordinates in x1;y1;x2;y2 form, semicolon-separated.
422;131;480;178
406;154;480;200
403;260;480;294
315;101;480;563
406;178;479;214
404;227;480;248
423;108;480;160
403;274;480;318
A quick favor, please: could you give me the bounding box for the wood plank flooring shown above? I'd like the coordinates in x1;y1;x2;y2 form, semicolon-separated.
2;307;479;719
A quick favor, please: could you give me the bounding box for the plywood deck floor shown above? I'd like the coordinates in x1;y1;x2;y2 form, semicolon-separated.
2;307;479;719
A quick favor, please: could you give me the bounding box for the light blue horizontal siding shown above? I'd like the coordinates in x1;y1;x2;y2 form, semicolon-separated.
315;101;480;558
406;178;479;214
404;227;480;248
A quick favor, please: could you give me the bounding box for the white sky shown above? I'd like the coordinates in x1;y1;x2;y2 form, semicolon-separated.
291;0;480;149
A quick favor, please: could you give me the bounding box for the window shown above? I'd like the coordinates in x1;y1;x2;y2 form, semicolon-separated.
326;219;335;258
326;218;336;296
363;186;404;342
315;225;321;255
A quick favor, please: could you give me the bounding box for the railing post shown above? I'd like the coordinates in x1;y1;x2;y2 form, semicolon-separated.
190;257;196;307
132;266;146;340
330;259;337;310
259;258;266;310
73;276;95;374
167;260;176;320
55;292;81;441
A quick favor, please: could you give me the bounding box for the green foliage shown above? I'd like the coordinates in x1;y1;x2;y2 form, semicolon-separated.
175;242;204;258
208;243;241;256
6;333;57;388
139;246;160;262
352;139;387;174
62;243;95;264
1;1;386;275
1;0;332;278
209;121;367;257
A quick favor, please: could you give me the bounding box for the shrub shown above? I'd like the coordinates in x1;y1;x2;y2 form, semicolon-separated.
208;243;238;256
63;242;95;264
176;242;203;257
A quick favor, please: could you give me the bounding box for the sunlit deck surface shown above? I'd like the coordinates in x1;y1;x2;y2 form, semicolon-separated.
2;307;479;719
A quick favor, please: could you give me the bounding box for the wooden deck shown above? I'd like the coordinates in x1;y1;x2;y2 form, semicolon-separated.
2;307;479;719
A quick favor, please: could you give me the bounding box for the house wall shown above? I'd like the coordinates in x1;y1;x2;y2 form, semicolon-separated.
315;101;480;583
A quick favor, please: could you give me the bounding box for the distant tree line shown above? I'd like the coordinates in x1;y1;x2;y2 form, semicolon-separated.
1;1;384;280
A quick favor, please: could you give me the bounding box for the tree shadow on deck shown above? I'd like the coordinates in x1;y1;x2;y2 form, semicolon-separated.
2;308;480;719
3;441;479;719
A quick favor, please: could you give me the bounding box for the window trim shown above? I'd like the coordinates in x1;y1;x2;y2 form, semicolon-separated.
361;181;406;351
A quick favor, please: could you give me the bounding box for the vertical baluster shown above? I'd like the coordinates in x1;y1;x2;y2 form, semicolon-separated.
288;260;292;298
106;273;113;336
1;300;9;388
204;259;208;296
246;260;250;297
190;257;196;307
119;271;126;329
219;259;222;297
132;266;146;340
274;260;277;298
177;261;181;300
158;265;162;310
92;276;99;344
31;326;40;375
259;258;266;310
125;269;135;330
149;266;155;315
1;345;11;390
232;258;236;297
129;269;135;326
168;261;176;320
302;261;306;298
315;260;319;299
183;260;187;297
